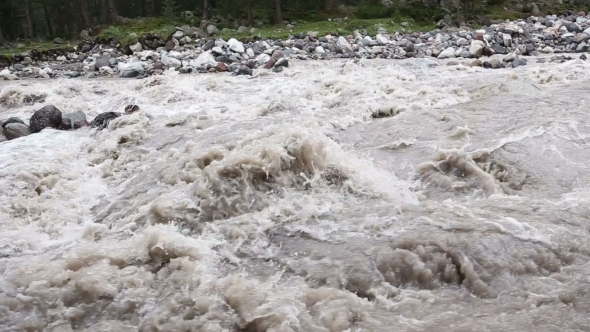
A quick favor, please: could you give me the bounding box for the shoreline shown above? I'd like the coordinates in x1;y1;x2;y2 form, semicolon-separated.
1;12;589;80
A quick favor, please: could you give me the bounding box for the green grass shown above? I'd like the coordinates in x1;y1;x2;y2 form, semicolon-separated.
220;17;435;40
0;41;75;56
96;17;180;45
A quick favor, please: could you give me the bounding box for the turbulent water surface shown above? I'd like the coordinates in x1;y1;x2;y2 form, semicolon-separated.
1;57;590;332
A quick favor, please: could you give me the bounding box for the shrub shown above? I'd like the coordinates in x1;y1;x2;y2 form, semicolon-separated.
357;5;395;19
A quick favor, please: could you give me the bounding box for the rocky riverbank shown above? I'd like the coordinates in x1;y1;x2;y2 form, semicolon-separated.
1;11;589;80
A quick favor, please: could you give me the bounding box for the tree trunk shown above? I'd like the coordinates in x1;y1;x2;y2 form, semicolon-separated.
326;0;335;10
274;0;283;24
203;0;208;19
106;0;118;23
24;0;37;38
0;26;4;45
80;0;92;28
43;2;54;36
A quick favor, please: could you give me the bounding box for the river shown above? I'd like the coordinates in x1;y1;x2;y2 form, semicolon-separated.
1;57;589;331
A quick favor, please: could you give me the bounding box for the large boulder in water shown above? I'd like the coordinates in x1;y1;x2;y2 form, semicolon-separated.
60;111;89;130
30;105;62;133
4;123;32;140
91;112;121;130
118;62;145;78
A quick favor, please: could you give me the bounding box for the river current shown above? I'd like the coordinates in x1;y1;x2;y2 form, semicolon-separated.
1;57;590;331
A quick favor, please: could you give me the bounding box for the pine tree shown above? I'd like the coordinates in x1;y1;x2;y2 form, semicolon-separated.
162;0;178;18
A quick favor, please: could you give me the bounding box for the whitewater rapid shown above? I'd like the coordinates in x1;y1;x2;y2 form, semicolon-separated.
1;57;590;332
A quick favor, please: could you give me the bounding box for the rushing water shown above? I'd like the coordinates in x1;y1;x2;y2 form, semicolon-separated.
1;57;590;332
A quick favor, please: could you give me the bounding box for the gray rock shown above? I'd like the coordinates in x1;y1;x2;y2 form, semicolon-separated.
512;58;527;68
64;63;84;71
437;47;456;59
275;58;289;68
91;112;121;130
3;74;20;81
237;26;248;34
30;105;62;133
577;42;589;52
237;66;252;76
492;44;508;54
4;123;31;140
119;62;145;78
574;33;590;43
2;117;25;129
203;40;215;51
13;64;25;71
406;42;415;52
338;36;353;53
129;42;143;53
109;58;118;66
60;111;88;130
94;57;111;71
207;25;219;35
565;23;582;33
488;58;503;69
172;30;184;39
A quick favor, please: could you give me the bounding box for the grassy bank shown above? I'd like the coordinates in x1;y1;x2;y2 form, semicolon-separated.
0;16;433;57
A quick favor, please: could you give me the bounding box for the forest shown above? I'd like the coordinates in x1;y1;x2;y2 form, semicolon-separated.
0;0;586;44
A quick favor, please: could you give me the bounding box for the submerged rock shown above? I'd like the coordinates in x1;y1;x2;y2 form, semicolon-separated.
60;111;89;130
91;112;122;130
4;123;32;140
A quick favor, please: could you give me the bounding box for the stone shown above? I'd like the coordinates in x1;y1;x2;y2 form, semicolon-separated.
271;50;284;60
0;69;11;77
194;52;217;67
488;58;503;69
207;25;219;35
125;105;140;114
338;36;353;53
173;30;184;39
256;53;271;65
437;47;456;59
162;55;181;68
216;62;229;72
237;26;248;34
4;123;31;140
129;42;143;53
503;52;517;62
99;66;114;75
530;3;540;16
492;44;508;54
30;105;62;133
512;58;527;68
81;44;94;53
565;23;582;33
2;117;25;129
315;46;326;54
581;54;587;60
406;42;415;53
574;33;590;43
212;47;224;55
56;56;67;62
3;74;19;81
237;66;252;76
470;59;483;67
228;38;245;53
203;40;215;51
94;57;111;71
469;41;484;57
60;111;89;130
456;38;468;46
502;33;512;47
13;64;25;71
246;48;255;57
165;40;176;51
577;42;589;52
275;58;289;68
118;62;145;78
91;112;121;130
376;34;388;45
